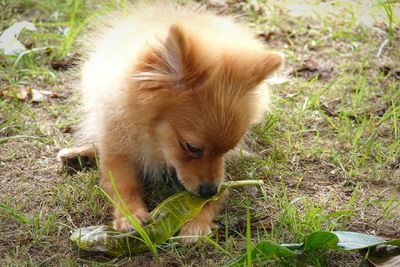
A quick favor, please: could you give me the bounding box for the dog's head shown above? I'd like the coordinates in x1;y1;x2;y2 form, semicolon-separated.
135;24;283;197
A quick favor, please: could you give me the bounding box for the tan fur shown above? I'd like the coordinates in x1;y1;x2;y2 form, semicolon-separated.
59;2;283;241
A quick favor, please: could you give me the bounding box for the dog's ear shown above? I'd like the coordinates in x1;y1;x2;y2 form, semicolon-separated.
240;51;284;90
251;51;283;85
135;24;209;91
163;25;189;85
221;50;283;91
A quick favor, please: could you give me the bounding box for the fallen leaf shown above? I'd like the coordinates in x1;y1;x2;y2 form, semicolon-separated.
70;180;264;256
319;100;388;121
225;231;400;267
294;61;318;75
0;21;36;55
292;58;334;80
320;101;339;117
379;65;400;80
1;86;63;103
50;53;78;71
257;31;274;41
362;245;400;267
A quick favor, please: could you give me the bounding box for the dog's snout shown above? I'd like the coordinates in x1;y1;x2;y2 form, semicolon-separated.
198;183;218;198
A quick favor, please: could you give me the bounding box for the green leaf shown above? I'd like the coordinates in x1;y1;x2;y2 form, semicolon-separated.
70;180;264;256
302;231;339;251
224;240;296;267
333;231;389;250
224;231;400;266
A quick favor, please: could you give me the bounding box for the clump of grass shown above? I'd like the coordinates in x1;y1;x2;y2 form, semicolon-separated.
379;0;394;40
100;171;158;257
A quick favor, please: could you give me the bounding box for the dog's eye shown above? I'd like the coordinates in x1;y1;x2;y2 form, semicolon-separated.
185;143;203;158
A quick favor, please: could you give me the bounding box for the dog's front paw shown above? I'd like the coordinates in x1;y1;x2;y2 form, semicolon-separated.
178;219;215;244
57;147;96;172
113;209;150;232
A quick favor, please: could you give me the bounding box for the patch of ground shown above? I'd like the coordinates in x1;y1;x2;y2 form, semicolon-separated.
1;0;399;266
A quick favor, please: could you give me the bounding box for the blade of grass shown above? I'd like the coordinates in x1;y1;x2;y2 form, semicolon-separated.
100;171;158;256
246;207;252;267
0;203;31;224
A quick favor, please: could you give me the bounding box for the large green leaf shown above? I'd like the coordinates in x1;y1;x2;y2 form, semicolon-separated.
70;180;263;256
224;231;400;266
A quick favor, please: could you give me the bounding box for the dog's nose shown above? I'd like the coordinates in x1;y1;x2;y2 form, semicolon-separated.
198;183;218;198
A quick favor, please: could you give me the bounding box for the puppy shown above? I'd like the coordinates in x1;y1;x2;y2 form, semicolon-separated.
58;2;283;243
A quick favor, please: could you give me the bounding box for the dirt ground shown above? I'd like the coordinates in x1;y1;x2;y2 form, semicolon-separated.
1;0;399;266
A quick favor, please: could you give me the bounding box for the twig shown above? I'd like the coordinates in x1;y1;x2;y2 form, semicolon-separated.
376;38;389;58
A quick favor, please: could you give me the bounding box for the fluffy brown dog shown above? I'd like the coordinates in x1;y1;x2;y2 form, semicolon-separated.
58;2;283;243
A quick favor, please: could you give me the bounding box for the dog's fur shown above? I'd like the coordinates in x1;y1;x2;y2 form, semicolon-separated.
58;2;283;243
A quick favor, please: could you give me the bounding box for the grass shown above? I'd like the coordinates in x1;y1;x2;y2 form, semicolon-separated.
102;171;158;257
1;0;399;266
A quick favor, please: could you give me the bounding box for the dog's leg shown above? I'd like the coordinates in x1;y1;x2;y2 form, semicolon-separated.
100;153;150;232
57;144;96;171
178;191;228;243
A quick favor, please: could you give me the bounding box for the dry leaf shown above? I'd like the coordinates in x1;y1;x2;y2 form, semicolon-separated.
0;21;36;55
50;53;78;71
1;86;62;103
380;65;400;80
